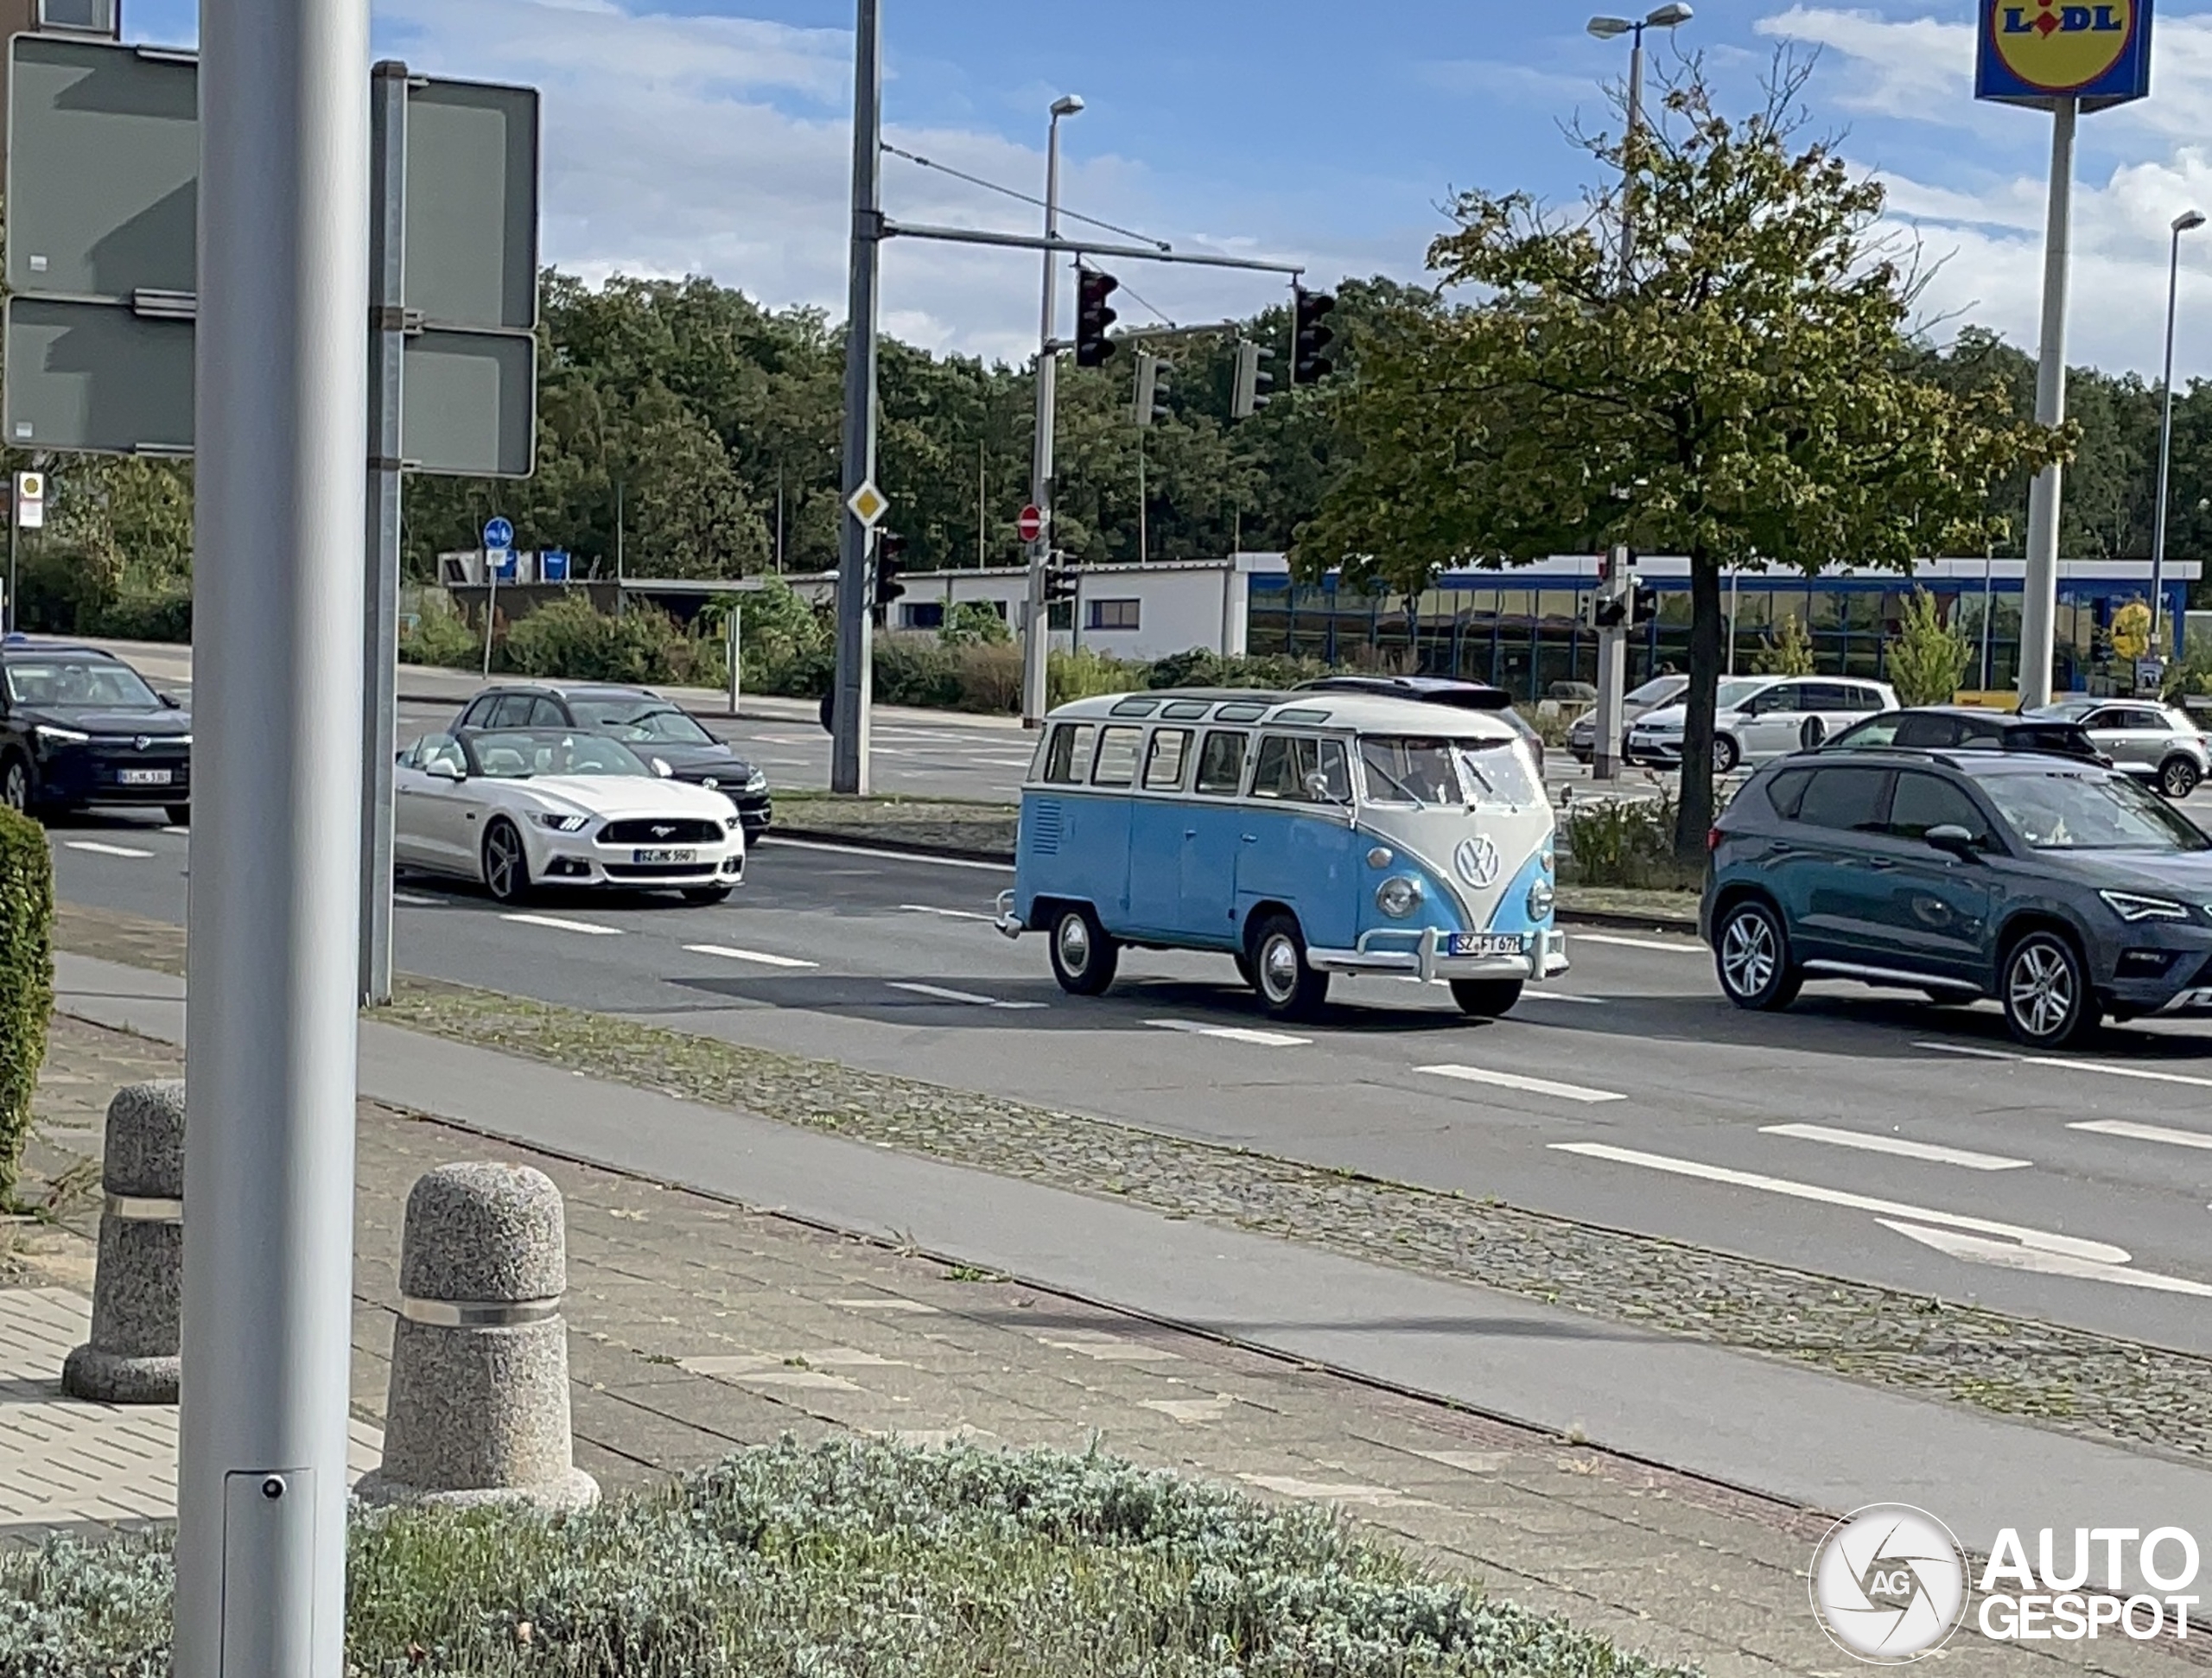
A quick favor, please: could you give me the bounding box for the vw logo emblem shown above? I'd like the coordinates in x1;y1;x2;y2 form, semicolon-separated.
1453;836;1500;889
134;735;150;752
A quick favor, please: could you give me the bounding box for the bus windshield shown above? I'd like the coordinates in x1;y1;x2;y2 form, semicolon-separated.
1360;735;1535;808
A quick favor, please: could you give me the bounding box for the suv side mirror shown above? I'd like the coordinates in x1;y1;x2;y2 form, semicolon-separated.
158;691;181;709
1925;823;1980;859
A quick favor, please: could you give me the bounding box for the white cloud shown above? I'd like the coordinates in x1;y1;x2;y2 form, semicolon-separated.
1755;6;1975;120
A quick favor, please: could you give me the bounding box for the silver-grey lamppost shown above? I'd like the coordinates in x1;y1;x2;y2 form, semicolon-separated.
1587;3;1692;284
1021;93;1084;728
2151;207;2206;660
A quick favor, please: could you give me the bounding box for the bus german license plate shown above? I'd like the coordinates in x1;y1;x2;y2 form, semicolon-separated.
1448;933;1525;958
632;848;696;865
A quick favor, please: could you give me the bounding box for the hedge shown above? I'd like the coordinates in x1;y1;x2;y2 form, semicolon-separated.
0;808;54;1207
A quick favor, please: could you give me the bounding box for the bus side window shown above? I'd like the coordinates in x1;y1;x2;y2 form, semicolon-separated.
1143;728;1192;791
1193;731;1248;796
1092;725;1143;787
1249;734;1316;800
1316;738;1351;802
1043;723;1096;785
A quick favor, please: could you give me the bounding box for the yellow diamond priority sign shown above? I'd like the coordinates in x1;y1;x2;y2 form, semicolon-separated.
846;480;890;528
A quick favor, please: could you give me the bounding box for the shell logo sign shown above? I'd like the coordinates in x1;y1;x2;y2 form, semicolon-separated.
1976;0;2152;106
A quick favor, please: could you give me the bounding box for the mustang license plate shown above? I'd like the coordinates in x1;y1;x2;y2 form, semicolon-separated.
632;848;697;865
1448;932;1526;958
117;768;173;786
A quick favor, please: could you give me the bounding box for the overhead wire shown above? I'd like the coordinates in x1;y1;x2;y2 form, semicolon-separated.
880;142;1173;252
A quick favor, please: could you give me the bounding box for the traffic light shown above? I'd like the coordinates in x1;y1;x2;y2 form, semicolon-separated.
874;530;908;615
1631;582;1657;625
1593;596;1628;630
1044;561;1079;605
1075;268;1120;368
1131;349;1172;428
1231;340;1274;420
1292;286;1337;385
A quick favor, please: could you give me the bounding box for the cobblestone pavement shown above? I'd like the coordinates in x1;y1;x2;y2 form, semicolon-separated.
9;1007;2206;1677
51;902;2212;1476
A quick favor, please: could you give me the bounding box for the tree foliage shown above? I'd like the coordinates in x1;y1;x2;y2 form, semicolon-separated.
1885;588;1973;706
1298;56;2065;854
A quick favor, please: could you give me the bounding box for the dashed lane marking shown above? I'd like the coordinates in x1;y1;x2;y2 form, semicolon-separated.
1761;1122;2031;1173
2071;1118;2212;1152
501;912;623;936
886;981;1046;1011
684;944;817;969
1144;1019;1311;1048
62;841;155;859
1573;933;1703;954
1418;1064;1624;1104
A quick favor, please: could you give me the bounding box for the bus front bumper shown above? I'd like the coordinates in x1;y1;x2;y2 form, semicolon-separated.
1308;927;1568;984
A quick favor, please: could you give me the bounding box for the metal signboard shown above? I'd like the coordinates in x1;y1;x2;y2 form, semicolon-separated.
1975;0;2152;110
2;35;538;474
14;472;43;529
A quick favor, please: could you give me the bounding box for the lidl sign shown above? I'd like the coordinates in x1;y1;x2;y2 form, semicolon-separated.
1976;0;2152;109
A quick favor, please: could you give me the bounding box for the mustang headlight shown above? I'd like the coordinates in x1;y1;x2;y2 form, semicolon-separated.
533;811;591;834
2100;888;2190;923
1376;876;1423;918
724;815;744;832
1527;877;1556;921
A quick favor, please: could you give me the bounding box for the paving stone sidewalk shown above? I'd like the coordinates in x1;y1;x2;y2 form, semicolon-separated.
3;1010;2193;1678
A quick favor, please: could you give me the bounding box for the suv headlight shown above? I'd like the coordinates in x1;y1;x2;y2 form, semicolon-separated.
533;811;590;834
34;724;88;747
1376;876;1423;918
2100;889;2190;923
744;768;768;793
1527;877;1556;921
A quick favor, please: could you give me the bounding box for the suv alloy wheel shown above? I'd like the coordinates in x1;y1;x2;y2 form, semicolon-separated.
1713;898;1802;1011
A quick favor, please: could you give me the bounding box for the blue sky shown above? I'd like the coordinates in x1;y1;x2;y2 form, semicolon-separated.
121;0;2212;377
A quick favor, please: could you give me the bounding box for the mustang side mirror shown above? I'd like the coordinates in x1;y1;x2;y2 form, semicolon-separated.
426;759;464;783
1925;823;1980;859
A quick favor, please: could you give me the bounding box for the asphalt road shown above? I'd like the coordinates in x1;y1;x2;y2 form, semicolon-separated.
46;805;2212;1364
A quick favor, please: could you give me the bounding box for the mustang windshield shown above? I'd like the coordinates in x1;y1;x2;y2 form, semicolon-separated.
466;730;652;779
1983;770;2212;852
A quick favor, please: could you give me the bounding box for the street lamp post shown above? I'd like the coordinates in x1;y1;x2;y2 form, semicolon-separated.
1021;94;1084;728
2152;207;2205;664
1584;5;1688;779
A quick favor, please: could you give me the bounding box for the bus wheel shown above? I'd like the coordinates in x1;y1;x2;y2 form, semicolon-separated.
1048;905;1119;996
1249;912;1329;1020
1450;979;1523;1018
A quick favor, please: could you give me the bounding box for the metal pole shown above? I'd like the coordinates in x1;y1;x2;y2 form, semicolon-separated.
5;507;16;634
176;0;367;1662
481;555;498;677
359;59;407;1008
1022;105;1069;728
728;602;741;716
1618;22;1643;284
1593;543;1628;780
831;0;880;793
613;479;624;613
2152;215;2196;657
1726;565;1738;676
1981;546;1995;691
2018;97;2077;711
1137;428;1147;564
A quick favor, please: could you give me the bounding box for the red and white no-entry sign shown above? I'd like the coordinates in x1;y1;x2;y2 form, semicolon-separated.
1016;504;1045;543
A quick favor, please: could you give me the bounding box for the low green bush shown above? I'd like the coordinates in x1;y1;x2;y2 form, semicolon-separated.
1049;646;1141;706
1558;790;1701;892
0;1439;1688;1678
90;588;193;645
1144;648;1326;690
399;607;484;669
0;808;54;1208
501;597;702;686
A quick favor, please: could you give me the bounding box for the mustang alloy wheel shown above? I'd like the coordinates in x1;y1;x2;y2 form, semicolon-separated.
482;818;532;906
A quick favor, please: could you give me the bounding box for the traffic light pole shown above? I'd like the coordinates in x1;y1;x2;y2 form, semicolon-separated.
1592;543;1629;782
359;59;407;1007
1022;105;1071;729
832;0;882;792
177;0;369;1665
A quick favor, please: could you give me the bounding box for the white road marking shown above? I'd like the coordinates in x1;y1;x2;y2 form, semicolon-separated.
886;981;1046;1011
1145;1019;1312;1048
2071;1118;2212;1153
1879;1221;2212;1298
62;841;155;859
900;903;994;921
1553;1141;2128;1263
392;892;442;906
1760;1122;2031;1173
2029;1056;2212;1091
1419;1064;1624;1104
684;944;817;969
502;912;623;937
1516;990;1605;1005
161;824;190;836
758;836;1012;874
1573;933;1702;954
1912;1040;2018;1061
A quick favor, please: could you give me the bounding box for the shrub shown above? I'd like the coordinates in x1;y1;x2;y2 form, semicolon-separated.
872;633;963;709
941;600;1013;645
92;588;193;644
1884;588;1971;707
501;597;702;686
1145;648;1325;690
950;639;1024;712
1558;789;1701;891
398;605;482;669
0;1439;1692;1678
1751;614;1814;677
1050;647;1143;706
0;808;54;1207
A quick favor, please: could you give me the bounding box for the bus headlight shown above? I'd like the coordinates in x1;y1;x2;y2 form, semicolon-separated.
1527;878;1556;921
1376;876;1423;918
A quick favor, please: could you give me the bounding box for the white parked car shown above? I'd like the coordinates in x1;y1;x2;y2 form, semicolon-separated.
1627;676;1897;773
394;728;746;905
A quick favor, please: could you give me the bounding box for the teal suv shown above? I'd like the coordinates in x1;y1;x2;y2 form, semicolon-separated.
1701;747;2212;1047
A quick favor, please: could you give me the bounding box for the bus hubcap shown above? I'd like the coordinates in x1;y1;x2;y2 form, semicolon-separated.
1057;916;1090;973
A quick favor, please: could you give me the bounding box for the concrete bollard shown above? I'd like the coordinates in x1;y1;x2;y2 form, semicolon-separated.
354;1161;598;1511
63;1081;187;1404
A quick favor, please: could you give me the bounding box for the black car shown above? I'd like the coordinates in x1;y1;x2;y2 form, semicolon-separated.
1291;675;1547;775
1703;744;2212;1046
454;683;772;836
0;636;192;824
1824;706;2107;765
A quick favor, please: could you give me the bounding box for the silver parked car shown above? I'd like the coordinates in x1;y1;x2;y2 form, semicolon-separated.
1567;673;1688;763
2026;699;2210;798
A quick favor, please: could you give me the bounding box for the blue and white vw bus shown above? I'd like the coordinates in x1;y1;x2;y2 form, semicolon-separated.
995;688;1568;1020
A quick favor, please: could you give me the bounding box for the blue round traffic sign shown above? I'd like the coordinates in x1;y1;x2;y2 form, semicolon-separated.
482;517;514;550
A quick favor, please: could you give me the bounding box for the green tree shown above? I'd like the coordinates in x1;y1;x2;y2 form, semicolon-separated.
1751;614;1815;677
1299;59;2062;855
1885;588;1971;706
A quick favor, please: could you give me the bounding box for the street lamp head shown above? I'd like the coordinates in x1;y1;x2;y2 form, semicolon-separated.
1645;3;1694;25
2176;209;2208;234
1050;95;1085;118
1587;16;1633;37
